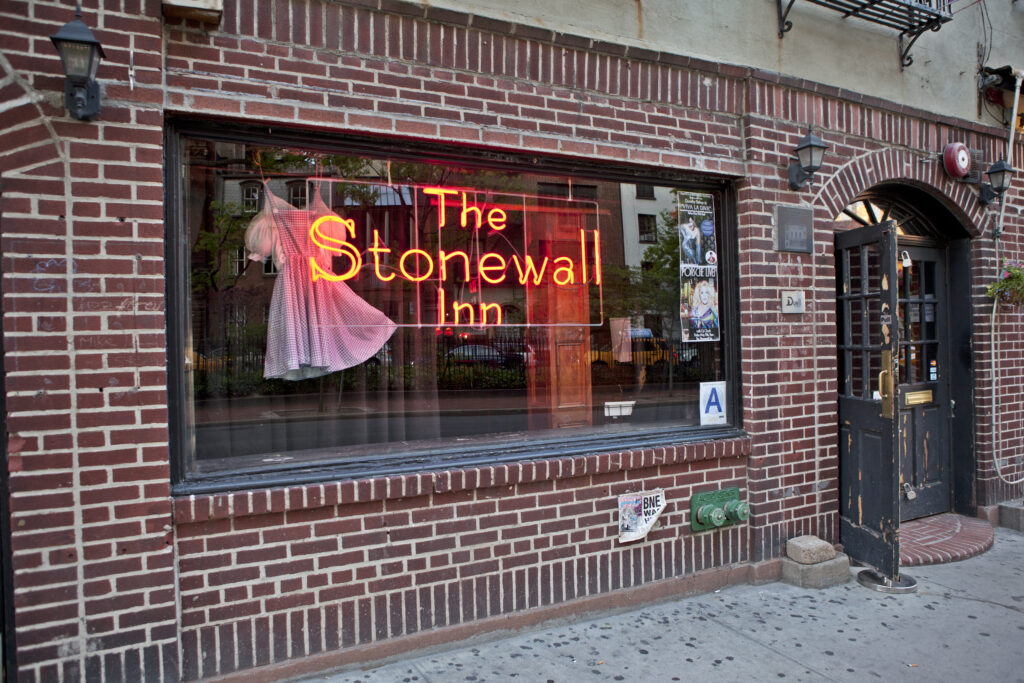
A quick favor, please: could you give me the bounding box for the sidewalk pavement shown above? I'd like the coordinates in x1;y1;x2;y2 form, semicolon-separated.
295;527;1024;683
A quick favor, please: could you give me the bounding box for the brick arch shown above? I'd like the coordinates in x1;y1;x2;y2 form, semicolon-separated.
811;147;990;237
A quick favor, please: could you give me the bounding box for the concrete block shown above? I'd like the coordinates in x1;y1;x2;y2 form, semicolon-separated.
977;504;1000;526
999;501;1024;532
781;552;851;589
786;535;836;565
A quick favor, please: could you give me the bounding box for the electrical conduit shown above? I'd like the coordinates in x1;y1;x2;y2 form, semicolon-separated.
990;69;1024;486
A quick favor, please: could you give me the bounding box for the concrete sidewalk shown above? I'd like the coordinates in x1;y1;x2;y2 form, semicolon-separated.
295;527;1024;683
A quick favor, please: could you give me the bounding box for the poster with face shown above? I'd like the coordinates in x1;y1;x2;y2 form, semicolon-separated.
677;192;719;342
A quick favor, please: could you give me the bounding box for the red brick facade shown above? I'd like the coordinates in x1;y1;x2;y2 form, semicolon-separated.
174;440;750;679
0;0;1021;680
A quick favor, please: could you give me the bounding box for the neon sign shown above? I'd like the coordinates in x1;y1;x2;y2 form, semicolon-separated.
306;180;603;328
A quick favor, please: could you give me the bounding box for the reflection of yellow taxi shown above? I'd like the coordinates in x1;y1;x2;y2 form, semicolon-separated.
186;349;226;372
589;337;674;369
589;331;698;384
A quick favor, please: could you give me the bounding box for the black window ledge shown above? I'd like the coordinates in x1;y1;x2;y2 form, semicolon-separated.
173;425;749;496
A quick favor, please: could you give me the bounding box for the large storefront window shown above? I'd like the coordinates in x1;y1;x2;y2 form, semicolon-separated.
170;127;735;488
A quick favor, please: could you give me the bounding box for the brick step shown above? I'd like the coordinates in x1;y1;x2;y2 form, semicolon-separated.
900;513;993;567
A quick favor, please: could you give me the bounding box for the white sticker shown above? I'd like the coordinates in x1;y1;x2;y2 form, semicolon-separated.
700;381;727;425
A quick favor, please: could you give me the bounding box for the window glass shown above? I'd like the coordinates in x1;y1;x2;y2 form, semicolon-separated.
638;214;658;243
179;136;729;476
287;180;308;209
241;181;262;213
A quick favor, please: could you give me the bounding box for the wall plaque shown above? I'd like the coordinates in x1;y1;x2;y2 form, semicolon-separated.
774;205;814;254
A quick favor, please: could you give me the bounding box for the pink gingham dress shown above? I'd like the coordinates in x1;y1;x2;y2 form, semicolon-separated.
247;191;396;381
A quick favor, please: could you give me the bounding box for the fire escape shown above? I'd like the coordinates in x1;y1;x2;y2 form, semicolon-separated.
777;0;954;69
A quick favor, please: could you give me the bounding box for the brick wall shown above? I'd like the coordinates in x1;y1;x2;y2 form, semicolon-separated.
173;441;750;679
0;1;177;679
0;0;1022;680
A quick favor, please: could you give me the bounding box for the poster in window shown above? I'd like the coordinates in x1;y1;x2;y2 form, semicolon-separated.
678;192;719;342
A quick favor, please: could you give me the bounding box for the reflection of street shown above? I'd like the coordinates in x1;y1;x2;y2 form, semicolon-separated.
591;386;698;423
193;384;700;470
195;389;532;423
195;386;696;424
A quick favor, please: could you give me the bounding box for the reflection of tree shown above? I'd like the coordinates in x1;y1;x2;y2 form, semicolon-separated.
593;194;701;388
244;149;526;222
638;204;683;338
600;202;681;337
193;144;536;399
595;262;641;323
192;201;251;295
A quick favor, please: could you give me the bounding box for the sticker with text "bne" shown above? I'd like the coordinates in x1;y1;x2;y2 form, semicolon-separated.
618;489;667;543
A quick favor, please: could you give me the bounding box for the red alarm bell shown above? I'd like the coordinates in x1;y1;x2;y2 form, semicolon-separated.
943;142;971;179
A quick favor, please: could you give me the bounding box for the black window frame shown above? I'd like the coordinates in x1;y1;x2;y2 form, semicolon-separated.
285;178;308;208
636;183;656;199
165;117;745;494
638;213;658;243
239;180;262;214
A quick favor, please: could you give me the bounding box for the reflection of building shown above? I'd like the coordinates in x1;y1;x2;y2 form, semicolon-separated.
617;183;685;339
619;183;677;268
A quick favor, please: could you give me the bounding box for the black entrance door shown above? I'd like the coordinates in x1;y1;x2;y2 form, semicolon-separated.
896;244;952;521
836;222;901;579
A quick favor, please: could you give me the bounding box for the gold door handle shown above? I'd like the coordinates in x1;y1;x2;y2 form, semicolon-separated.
878;350;894;419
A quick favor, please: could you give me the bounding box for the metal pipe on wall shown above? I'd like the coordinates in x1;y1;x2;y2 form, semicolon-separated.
990;69;1024;487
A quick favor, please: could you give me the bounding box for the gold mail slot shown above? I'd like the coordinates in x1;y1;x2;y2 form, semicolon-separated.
904;390;933;406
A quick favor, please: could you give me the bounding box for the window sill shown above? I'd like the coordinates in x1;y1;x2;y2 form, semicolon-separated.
172;427;750;523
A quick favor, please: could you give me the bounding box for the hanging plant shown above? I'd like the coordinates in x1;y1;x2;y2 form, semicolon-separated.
987;260;1024;307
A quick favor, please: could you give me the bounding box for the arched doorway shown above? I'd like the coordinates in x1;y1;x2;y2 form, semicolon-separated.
833;183;976;579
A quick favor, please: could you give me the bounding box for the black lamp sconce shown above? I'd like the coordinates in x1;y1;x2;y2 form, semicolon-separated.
978;159;1015;206
50;3;105;121
787;127;828;191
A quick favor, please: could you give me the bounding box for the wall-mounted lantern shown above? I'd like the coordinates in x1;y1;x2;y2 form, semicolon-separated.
979;159;1015;206
50;4;105;121
788;127;828;191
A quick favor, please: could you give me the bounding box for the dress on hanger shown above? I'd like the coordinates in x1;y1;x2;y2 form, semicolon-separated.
245;184;396;380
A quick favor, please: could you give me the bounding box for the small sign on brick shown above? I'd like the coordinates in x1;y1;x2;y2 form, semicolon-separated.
774;205;814;254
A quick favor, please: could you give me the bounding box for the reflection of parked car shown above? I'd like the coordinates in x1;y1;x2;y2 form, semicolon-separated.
501;342;536;367
455;335;537;368
446;344;521;368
